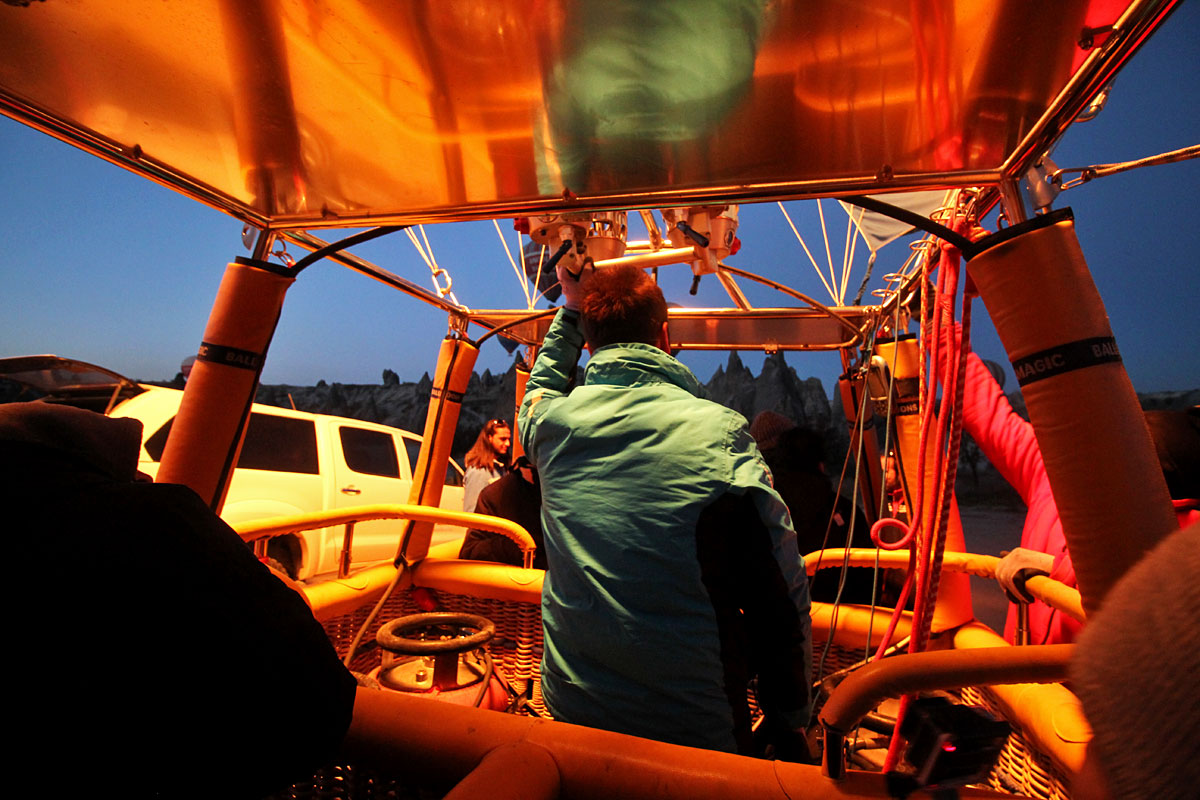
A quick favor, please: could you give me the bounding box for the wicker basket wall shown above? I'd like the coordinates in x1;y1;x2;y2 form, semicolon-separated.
277;587;1069;799
959;685;1072;800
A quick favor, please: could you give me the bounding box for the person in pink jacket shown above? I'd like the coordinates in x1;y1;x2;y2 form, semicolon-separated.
955;346;1081;644
955;333;1199;644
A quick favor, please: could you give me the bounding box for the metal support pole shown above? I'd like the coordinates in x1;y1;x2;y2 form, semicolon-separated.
511;352;533;461
997;177;1028;225
339;521;357;579
1016;602;1031;647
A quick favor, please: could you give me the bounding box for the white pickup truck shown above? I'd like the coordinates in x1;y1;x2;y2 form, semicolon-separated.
1;356;465;580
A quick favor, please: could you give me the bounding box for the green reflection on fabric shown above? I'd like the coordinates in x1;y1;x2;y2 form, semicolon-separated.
541;0;769;192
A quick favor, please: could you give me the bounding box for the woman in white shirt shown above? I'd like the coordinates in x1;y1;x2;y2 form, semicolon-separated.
462;418;511;512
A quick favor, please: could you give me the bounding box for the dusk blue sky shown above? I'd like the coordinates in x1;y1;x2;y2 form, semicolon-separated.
2;4;1197;398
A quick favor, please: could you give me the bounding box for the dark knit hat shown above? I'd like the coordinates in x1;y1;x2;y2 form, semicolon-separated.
749;410;796;452
1069;524;1200;800
0;401;143;483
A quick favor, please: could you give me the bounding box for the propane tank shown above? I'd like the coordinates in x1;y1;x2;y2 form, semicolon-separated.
369;612;509;711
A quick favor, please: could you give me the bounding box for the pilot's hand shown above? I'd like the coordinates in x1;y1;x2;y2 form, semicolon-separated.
558;256;595;311
996;547;1054;603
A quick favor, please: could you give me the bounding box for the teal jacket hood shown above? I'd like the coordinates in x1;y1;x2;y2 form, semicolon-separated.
584;342;705;398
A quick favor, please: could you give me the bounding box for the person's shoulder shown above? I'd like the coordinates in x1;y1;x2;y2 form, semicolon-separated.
655;396;753;454
103;479;213;519
673;401;769;478
676;394;749;428
477;469;518;498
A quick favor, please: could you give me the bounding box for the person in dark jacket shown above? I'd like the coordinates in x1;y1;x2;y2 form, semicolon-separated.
459;455;546;569
750;411;881;605
2;401;356;798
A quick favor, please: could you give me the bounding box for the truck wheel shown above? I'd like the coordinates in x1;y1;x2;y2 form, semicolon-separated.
264;557;291;576
266;538;300;579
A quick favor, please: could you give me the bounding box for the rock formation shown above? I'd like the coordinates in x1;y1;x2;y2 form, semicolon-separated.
254;352;840;462
250;357;1197;502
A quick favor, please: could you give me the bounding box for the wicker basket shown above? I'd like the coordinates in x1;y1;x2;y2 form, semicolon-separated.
283;587;1069;799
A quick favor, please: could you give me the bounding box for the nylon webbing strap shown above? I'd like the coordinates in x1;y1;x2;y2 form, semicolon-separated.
430;386;464;403
196;342;263;372
1012;336;1121;387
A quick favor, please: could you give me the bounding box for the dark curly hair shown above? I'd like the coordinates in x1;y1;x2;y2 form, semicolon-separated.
579;266;668;349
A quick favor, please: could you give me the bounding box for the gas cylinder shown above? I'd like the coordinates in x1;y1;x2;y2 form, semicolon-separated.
368;612;509;711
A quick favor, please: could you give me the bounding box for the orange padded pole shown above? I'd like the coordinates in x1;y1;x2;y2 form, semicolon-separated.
402;336;479;561
157;259;293;510
965;210;1176;615
820;644;1073;736
952;623;1090;777
442;742;560;800
806;548;1084;624
819;644;1073;779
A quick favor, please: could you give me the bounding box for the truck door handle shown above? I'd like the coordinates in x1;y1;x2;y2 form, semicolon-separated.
341;486;362;495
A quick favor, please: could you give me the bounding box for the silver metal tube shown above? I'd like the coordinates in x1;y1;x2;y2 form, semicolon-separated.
594;246;696;271
339;521;357;579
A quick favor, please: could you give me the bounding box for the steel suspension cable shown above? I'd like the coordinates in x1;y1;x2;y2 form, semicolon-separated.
815;353;879;682
405;226;462;307
917;229;970;642
881;245;948;771
1053;143;1200;190
867;262;930;664
817;199;839;303
862;295;906;666
492;219;533;309
778;201;839;303
840;207;859;305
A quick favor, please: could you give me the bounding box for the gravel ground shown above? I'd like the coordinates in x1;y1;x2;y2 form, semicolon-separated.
957;505;1026;633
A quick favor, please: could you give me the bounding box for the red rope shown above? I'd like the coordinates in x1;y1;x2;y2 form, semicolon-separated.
908;242;955;652
919;237;971;640
880;217;972;772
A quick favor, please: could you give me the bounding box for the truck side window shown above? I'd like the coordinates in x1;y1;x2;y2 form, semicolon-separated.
242;414;319;474
340;426;400;478
401;434;464;486
144;420;172;461
144;413;319;475
402;438;421;478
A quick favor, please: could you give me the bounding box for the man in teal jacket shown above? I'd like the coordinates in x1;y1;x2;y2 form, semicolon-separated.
518;262;812;756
